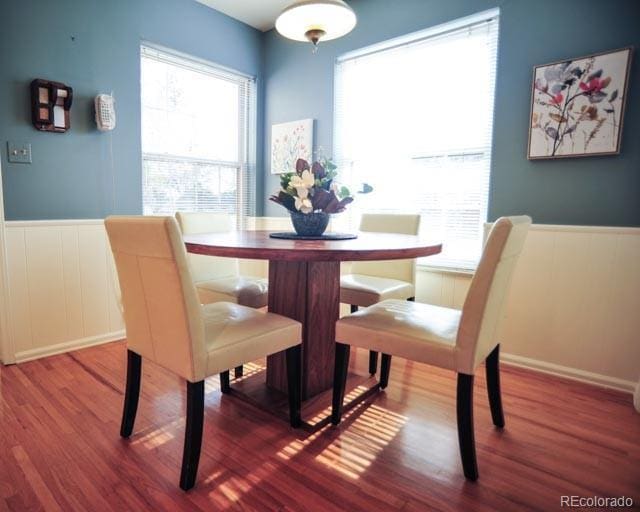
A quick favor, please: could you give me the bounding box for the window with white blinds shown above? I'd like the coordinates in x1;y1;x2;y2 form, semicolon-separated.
141;44;256;226
334;9;499;270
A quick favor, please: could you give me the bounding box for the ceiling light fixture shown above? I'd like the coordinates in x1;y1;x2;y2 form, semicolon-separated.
275;0;357;52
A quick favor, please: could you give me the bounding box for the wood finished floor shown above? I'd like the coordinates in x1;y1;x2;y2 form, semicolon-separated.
0;341;638;511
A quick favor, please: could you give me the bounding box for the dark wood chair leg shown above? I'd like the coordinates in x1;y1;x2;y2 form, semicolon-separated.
486;344;505;428
380;354;392;389
219;371;231;394
234;365;244;378
285;345;302;428
331;343;350;425
368;351;379;375
179;380;205;491
457;373;479;481
120;350;141;438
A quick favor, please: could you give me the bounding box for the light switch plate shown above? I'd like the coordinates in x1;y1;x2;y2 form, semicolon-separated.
7;142;32;164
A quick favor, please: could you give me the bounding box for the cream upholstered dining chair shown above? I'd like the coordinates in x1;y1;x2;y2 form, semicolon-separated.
332;216;531;481
106;216;302;491
340;213;421;375
176;211;268;380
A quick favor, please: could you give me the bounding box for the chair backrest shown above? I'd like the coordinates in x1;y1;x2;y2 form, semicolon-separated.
456;216;531;373
105;216;206;382
107;249;123;315
351;213;421;283
175;212;239;282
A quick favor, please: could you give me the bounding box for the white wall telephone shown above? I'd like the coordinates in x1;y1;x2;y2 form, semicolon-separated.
95;93;116;131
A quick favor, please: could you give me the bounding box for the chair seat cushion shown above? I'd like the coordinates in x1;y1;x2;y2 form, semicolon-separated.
336;299;461;371
202;302;300;376
196;276;268;308
340;274;415;307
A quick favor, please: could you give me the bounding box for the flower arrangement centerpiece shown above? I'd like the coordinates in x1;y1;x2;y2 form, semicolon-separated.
270;157;371;236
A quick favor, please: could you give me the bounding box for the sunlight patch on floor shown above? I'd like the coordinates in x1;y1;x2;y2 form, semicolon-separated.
275;387;376;462
202;378;408;505
306;385;371;425
276;425;330;461
215;460;284;511
315;404;408;479
215;474;254;503
232;362;266;383
130;418;181;449
202;468;226;485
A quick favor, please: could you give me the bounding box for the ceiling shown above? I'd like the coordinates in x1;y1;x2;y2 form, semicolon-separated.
195;0;293;32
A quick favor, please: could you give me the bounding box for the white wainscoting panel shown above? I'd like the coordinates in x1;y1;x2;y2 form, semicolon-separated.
4;220;124;362
500;225;640;391
416;269;472;310
418;224;640;392
3;218;638;396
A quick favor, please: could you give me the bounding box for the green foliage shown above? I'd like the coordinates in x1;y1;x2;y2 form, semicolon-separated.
359;183;374;194
280;172;294;190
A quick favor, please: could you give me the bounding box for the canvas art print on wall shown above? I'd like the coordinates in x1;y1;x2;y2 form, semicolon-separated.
271;119;313;174
528;47;632;159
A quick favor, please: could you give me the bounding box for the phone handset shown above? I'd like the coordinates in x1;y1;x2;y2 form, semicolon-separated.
95;94;116;131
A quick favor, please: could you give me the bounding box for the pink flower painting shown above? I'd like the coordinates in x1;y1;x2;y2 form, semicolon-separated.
528;48;631;159
271;119;314;174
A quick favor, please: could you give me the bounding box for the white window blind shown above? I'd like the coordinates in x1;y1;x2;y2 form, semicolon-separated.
141;44;256;226
334;10;499;270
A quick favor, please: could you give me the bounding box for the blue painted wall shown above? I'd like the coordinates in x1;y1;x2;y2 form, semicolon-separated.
2;0;638;224
262;0;640;226
0;0;263;220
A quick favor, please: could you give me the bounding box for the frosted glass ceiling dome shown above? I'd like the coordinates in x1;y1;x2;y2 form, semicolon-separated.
275;0;357;50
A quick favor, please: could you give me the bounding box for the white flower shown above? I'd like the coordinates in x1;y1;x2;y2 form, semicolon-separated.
290;170;314;190
295;196;313;213
296;186;309;199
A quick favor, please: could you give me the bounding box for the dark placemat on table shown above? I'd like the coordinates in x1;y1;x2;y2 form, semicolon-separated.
269;232;358;241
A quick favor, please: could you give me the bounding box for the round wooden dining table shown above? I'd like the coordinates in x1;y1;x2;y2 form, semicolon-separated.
185;230;442;427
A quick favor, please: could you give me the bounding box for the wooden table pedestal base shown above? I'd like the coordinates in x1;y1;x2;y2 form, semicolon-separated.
266;260;341;399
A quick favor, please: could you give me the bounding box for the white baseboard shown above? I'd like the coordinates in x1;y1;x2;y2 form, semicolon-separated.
13;331;125;364
501;352;636;394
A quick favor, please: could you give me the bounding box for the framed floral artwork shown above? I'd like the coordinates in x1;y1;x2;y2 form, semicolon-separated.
528;47;632;159
271;119;313;174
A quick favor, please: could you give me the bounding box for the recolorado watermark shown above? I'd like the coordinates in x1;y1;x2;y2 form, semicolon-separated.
561;495;634;508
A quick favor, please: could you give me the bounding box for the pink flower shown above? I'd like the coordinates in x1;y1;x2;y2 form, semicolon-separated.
579;77;609;93
550;93;563;105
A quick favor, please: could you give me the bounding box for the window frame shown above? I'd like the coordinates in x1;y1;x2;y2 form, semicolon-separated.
140;43;257;226
332;9;500;272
